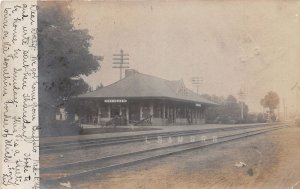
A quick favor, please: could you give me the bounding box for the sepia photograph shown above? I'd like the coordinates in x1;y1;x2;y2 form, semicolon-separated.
37;1;300;189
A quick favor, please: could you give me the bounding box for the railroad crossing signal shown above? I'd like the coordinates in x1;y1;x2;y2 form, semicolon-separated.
113;49;130;80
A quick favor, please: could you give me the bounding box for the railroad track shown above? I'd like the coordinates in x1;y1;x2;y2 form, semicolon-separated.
40;123;281;154
41;124;288;186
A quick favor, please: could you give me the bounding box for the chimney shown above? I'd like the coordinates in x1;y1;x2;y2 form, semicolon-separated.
125;69;139;77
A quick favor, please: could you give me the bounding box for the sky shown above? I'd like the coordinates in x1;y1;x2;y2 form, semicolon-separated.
71;0;300;114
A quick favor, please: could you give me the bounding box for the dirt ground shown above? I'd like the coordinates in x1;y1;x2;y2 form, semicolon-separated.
48;126;300;189
40;128;259;167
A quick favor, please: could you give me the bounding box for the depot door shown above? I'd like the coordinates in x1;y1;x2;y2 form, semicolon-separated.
129;104;140;122
110;105;120;118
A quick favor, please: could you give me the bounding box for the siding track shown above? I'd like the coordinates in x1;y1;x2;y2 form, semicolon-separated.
41;124;288;186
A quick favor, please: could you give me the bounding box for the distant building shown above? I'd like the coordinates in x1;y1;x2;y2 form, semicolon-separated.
76;69;216;126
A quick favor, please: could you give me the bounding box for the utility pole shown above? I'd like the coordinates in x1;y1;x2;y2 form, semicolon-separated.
113;49;129;80
282;98;286;121
286;106;288;120
291;82;300;118
278;102;280;121
238;88;247;120
191;76;203;94
283;98;287;121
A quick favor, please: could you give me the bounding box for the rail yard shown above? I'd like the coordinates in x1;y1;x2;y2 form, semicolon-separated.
39;123;300;189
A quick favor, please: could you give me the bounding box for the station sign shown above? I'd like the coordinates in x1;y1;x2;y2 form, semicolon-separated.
104;99;127;103
195;103;201;107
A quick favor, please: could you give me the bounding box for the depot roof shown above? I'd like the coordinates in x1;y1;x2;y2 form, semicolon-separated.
77;71;217;106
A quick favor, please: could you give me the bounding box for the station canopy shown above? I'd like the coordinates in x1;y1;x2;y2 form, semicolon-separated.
77;71;217;106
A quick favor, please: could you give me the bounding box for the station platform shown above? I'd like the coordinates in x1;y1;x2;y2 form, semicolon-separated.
40;123;272;145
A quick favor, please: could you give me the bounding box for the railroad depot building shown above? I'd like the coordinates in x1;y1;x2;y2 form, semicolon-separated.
76;70;216;126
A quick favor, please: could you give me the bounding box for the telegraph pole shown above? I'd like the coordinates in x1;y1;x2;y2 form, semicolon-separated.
278;102;280;121
238;89;247;120
113;49;129;80
283;98;286;121
291;82;300;117
191;76;203;94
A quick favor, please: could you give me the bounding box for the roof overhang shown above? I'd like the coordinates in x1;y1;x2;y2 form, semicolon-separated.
74;96;218;106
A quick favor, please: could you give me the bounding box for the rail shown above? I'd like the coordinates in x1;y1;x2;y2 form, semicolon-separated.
40;123;282;153
41;124;288;185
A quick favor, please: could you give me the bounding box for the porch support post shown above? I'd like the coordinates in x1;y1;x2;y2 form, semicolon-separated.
184;105;187;124
174;104;176;123
126;103;129;125
108;104;111;119
189;107;192;124
97;105;101;125
150;102;154;116
192;107;195;125
193;108;195;124
162;103;166;119
140;103;143;120
167;105;169;119
197;108;199;123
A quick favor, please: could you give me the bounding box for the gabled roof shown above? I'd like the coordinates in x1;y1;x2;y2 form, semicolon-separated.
77;72;216;105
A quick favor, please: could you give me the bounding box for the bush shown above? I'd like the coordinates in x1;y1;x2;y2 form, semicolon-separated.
257;113;267;123
40;120;82;137
215;116;237;124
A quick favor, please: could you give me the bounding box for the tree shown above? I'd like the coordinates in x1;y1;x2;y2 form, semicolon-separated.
95;83;104;90
260;91;280;114
224;95;247;123
226;95;237;104
201;94;249;124
38;2;102;136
